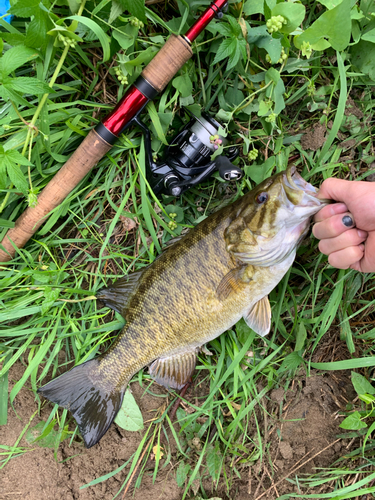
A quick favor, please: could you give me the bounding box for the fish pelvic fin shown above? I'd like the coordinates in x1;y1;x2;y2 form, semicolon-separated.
149;351;197;390
37;359;125;448
96;270;144;316
244;295;271;337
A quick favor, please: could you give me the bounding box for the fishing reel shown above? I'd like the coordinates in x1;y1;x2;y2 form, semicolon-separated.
135;110;242;197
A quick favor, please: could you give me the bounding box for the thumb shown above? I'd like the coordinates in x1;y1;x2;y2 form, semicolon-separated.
317;178;352;202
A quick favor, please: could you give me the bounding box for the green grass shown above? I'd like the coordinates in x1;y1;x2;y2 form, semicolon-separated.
1;0;375;498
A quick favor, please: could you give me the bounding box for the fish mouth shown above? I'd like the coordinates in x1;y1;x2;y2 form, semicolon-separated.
283;166;330;209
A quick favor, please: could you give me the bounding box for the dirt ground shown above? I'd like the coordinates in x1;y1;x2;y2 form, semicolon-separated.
1;360;356;500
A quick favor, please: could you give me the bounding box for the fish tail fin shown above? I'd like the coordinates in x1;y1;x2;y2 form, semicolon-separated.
37;359;125;448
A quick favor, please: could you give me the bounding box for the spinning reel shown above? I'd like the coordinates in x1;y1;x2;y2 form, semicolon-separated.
135;110;242;197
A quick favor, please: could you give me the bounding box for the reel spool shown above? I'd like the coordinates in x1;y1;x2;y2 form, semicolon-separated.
141;110;242;197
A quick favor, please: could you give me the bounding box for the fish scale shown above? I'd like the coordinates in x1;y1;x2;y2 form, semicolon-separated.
37;166;328;448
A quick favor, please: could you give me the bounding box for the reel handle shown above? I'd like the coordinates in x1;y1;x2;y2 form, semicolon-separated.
214;156;243;182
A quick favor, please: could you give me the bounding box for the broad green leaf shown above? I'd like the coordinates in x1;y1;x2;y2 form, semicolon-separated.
362;28;375;42
4;157;28;195
0;45;39;76
258;99;273;116
294;0;351;51
25;420;67;448
271;2;306;34
272;78;286;114
176;461;191;487
216;109;232;122
25;11;50;48
66;16;110;62
207;442;222;482
116;0;146;23
215;22;234;38
225;14;242;37
351;371;375;395
8;0;39;17
9;77;54;95
114;389;144;431
123;46;156;67
67;0;81;14
41;288;60;315
350;40;375;80
318;0;343;8
245;155;275;184
235;318;256;346
227;38;247;70
172;73;192;98
265;67;280;85
164;204;184;222
4;149;32;166
112;24;138;50
247;25;282;64
278;352;304;373
243;0;264;15
1;33;27;46
339;411;367;430
359;394;375;404
213;37;238;66
224;86;244;107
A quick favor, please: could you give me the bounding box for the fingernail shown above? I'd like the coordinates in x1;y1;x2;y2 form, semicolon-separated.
342;215;354;227
357;229;367;239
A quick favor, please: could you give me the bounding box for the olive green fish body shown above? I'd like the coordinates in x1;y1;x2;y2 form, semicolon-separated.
38;167;328;448
98;196;296;389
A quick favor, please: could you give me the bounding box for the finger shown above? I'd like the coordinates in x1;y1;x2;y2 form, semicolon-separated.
317;178;353;202
312;212;356;240
313;203;348;223
318;228;368;255
351;233;375;273
328;245;365;270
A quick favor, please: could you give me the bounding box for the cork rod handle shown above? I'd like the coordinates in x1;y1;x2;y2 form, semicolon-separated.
142;35;193;92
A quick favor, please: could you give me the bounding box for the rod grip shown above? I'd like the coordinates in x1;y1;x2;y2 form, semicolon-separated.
0;130;112;262
141;34;193;92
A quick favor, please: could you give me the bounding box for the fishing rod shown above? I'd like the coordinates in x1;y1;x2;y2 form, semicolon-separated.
0;0;242;263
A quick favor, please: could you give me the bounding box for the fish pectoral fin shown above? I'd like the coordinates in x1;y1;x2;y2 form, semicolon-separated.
149;351;197;390
216;265;253;301
96;270;145;316
244;295;271;337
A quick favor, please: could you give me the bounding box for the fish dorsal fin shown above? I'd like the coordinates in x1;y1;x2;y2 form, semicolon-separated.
216;265;254;301
244;296;271;337
96;270;144;317
149;351;197;390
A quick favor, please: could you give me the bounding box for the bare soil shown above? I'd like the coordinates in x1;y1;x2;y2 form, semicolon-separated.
1;362;355;500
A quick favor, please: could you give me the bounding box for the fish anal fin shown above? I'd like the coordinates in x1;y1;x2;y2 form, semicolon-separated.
216;265;254;301
149;351;197;390
244;295;271;337
96;270;144;316
37;360;125;448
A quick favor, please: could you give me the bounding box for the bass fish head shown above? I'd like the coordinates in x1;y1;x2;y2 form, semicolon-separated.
225;166;329;266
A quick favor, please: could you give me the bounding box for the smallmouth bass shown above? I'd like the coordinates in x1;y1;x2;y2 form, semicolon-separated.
38;166;327;447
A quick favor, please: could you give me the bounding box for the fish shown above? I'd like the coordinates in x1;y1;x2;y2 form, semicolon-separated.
37;166;328;448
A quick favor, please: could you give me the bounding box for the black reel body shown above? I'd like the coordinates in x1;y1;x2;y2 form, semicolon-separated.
142;111;242;197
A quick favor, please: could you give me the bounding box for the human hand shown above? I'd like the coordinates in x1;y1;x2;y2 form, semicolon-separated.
313;178;375;272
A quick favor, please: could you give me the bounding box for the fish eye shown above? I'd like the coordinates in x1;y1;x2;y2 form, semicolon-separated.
256;192;268;204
